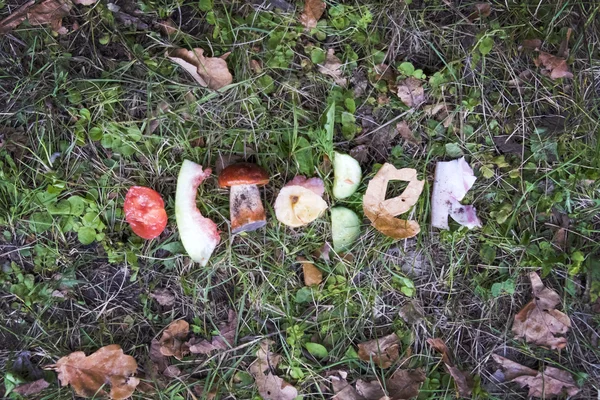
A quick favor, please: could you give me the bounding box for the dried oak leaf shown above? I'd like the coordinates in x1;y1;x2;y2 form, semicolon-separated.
298;256;323;286
331;369;426;400
47;344;139;400
0;0;72;34
512;272;571;349
492;355;580;398
299;0;325;30
249;341;298;400
188;310;237;354
427;338;473;398
158;319;190;360
363;164;424;239
396;121;420;145
12;379;50;396
149;339;181;379
168;48;233;90
357;333;400;369
534;52;573;80
396;77;425;108
318;49;347;87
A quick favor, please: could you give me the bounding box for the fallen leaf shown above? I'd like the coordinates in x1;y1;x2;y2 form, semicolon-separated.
423;103;454;128
159;320;190;360
557;27;572;59
168;48;233;90
396;121;420;145
331;372;364;400
0;0;73;34
551;209;569;251
396;77;425;108
512;272;571;349
357;333;400;368
318;49;347;87
398;301;424;325
430;157;481;230
274;180;328;227
13;379;50;396
312;242;332;264
299;0;325;30
427;338;473;398
47;344;139;400
373;64;398;91
362;164;424;239
331;369;426;400
298;256;323;286
492;355;580;398
249;59;263;74
0;0;34;34
249;341;298;400
148;339;181;379
468;3;491;21
521;39;542;51
492;135;523;156
534;52;573;80
188;310;237;354
150;288;175;308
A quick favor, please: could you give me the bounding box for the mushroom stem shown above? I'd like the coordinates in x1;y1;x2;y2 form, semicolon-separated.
229;184;266;233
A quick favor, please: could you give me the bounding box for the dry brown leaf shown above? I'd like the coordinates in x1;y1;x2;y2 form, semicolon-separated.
534;52;573;80
374;64;398;91
168;48;233;90
73;0;97;4
362;164;424;239
188;310;237;354
493;355;580;398
0;0;34;34
150;288;175;308
551;209;570;251
0;0;77;34
357;333;400;369
159;319;190;360
13;379;50;396
557;27;572;59
396;121;420;145
298;256;323;286
512;272;571;349
396;77;425;108
423;103;454;128
249;59;263;74
427;338;473;398
468;3;491;21
521;39;542;51
249;341;298;400
331;369;425;400
299;0;325;29
318;49;347;87
47;344;139;400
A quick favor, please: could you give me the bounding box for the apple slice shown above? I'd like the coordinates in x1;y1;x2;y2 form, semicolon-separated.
331;206;361;251
175;160;220;265
332;152;361;199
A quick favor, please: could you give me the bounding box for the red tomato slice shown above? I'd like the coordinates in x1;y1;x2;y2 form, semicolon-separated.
124;186;168;239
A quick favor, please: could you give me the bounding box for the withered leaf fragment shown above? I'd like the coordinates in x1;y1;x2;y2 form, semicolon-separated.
298;256;323;286
534;52;573;80
467;3;491;21
331;369;426;400
249;341;298;400
12;379;50;396
363;164;424;239
512;272;571;349
0;0;71;34
168;48;233;90
427;338;473;398
158;319;190;360
318;49;347;87
299;0;325;30
47;344;139;400
396;121;420;145
492;354;580;398
357;333;400;369
396;77;425;108
188;310;237;354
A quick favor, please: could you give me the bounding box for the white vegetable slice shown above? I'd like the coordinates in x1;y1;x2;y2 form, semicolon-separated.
431;157;481;230
274;185;328;227
332;152;362;199
331;207;361;251
175;160;220;265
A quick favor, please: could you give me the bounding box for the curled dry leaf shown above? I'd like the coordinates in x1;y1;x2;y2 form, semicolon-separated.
12;379;50;396
431;157;481;230
357;333;400;369
396;77;425;108
363;164;424;239
158;320;190;360
274;178;328;227
47;344;139;400
492;354;580;398
299;0;325;29
168;48;233;90
396;121;420;145
318;49;347;87
0;0;71;34
298;256;323;286
188;310;237;354
249;341;298;400
427;338;473;398
512;272;571;349
534;52;573;80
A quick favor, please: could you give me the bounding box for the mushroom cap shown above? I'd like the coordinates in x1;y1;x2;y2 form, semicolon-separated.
218;163;270;187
